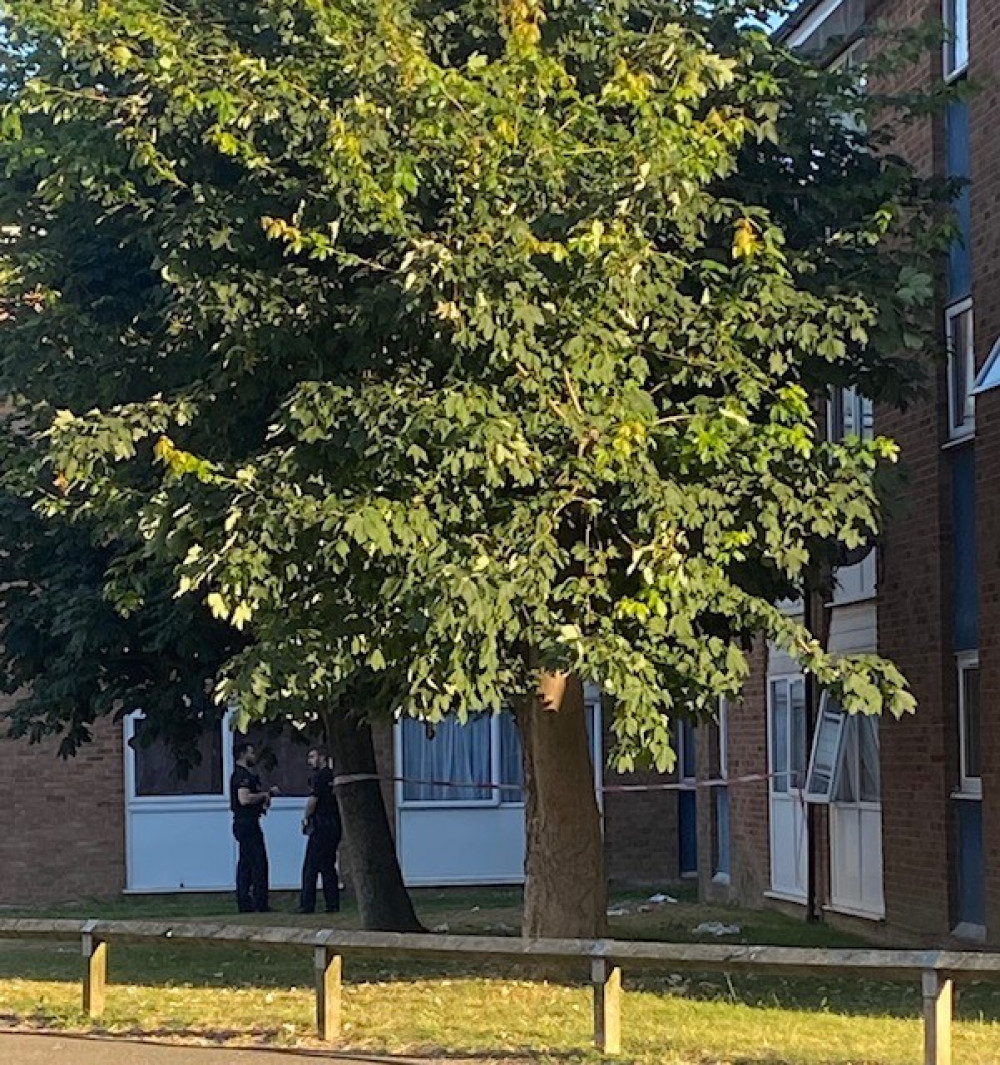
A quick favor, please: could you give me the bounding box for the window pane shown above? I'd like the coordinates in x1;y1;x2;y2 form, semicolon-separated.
829;389;846;441
948;307;975;433
131;716;224;797
680;719;697;780
806;705;844;800
945;0;970;77
498;711;525;804
718;700;729;779
963;666;981;780
237;722;318;797
834;718;859;803
401;715;492;802
859;716;881;802
771;682;789;793
790;680;808;788
860;396;874;441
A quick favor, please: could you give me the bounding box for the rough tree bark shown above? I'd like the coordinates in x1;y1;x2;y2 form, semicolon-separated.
326;713;424;932
517;672;607;939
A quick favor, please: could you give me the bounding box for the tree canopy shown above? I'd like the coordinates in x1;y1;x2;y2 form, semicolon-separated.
0;0;948;770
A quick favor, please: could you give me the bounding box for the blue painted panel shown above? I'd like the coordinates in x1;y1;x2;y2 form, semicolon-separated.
952;447;979;651
946;102;972;301
956;799;985;926
679;790;698;876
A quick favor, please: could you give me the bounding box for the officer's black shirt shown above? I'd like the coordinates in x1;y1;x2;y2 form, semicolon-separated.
310;766;341;834
231;764;263;824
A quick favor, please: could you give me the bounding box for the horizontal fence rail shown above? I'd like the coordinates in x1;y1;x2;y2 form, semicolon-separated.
2;918;1000;1063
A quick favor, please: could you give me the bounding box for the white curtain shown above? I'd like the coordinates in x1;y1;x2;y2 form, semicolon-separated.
401;715;492;802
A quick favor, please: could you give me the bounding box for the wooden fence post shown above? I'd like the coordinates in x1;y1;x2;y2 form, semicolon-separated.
315;944;342;1041
922;969;953;1065
81;920;107;1019
591;956;622;1055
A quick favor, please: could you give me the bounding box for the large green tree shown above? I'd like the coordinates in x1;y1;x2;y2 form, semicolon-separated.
0;0;947;936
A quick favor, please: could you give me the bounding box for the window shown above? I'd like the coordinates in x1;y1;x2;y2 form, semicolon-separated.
498;711;525;803
958;652;981;797
828;386;874;442
944;0;969;82
804;694;881;805
236;721;319;797
769;677;808;793
677;719;697;783
399;711;526;805
973;336;1000;397
804;699;847;802
129;714;224;797
946;299;975;440
834;714;880;805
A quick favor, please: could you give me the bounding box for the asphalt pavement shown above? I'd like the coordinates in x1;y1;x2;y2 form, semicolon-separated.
0;1031;510;1065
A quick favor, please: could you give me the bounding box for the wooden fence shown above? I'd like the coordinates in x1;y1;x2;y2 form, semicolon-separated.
2;917;999;1064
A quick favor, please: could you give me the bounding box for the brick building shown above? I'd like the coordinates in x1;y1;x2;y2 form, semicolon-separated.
696;0;1000;946
0;688;681;906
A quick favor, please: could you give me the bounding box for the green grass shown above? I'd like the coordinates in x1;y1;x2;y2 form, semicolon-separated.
2;887;1000;1063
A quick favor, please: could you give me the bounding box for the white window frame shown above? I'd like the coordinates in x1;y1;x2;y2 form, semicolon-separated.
973;336;1000;397
957;651;981;798
396;713;511;811
124;709;231;806
804;694;847;803
717;698;729;781
395;693;603;811
768;675;807;795
945;298;975;441
828;386;874;443
676;718;697;787
943;0;970;83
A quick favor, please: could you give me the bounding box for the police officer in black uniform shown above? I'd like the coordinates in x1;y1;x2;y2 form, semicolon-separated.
298;745;342;914
230;742;278;913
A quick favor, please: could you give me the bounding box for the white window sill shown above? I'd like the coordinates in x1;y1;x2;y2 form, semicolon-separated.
826;592;878;609
951;787;982;801
764;889;807;906
825;902;885;922
712;872;731;886
942;432;975;451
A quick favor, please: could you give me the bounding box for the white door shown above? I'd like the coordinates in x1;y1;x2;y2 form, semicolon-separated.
830;715;885;917
768;677;808;900
396;693;603;886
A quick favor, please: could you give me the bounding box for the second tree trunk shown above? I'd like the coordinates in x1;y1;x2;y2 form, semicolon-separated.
517;673;607;939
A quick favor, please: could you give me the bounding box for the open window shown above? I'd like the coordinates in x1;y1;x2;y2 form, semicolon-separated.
943;0;969;82
957;652;981;798
805;694;881;805
804;695;847;803
946;298;975;441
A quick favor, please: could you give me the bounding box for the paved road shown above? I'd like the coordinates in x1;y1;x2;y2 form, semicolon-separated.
0;1031;507;1065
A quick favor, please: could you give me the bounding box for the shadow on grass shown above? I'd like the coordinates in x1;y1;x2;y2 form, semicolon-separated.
4;935;1000;1025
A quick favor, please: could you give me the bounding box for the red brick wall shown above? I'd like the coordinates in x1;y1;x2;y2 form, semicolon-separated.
722;642;772;907
871;0;959;940
967;0;1000;945
0;707;126;906
602;712;680;885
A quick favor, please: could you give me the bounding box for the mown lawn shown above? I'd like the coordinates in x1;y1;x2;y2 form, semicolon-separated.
2;887;999;1063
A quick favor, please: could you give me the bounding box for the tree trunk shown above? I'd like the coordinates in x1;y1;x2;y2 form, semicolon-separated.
326;714;424;932
517;672;607;939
